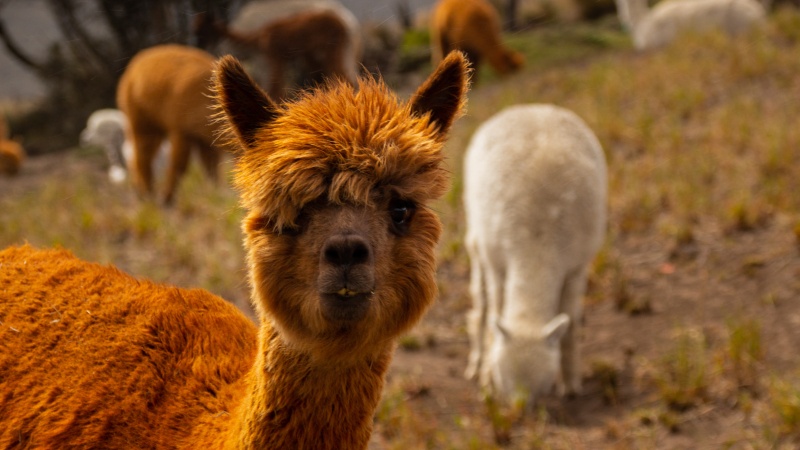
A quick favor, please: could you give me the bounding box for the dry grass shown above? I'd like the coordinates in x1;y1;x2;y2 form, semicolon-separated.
0;149;253;318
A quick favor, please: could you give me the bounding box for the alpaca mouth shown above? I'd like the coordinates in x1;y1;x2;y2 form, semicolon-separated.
319;289;373;323
336;287;373;298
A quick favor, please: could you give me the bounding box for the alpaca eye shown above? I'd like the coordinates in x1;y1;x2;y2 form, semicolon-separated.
388;198;416;234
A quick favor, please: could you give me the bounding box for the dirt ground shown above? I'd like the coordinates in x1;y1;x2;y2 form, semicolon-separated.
379;217;800;448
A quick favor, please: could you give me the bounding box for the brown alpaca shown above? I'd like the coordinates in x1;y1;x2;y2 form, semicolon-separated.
117;44;227;205
431;0;524;79
204;10;357;101
0;51;469;448
0;115;24;176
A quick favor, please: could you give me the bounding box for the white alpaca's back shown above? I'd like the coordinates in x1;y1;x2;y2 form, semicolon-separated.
463;104;607;406
620;0;766;50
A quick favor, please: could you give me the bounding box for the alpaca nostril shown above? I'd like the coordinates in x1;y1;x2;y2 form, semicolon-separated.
322;234;371;267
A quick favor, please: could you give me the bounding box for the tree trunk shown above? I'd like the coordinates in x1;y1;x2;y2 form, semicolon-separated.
505;0;519;31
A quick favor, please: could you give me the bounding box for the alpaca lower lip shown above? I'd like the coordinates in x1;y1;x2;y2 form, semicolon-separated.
335;287;371;298
319;292;371;322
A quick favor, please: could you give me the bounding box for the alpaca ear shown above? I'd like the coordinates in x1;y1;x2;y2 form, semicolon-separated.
409;50;470;137
213;55;280;150
542;314;570;347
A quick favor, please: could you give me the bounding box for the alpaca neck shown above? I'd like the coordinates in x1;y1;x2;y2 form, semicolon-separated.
617;0;649;31
223;321;392;449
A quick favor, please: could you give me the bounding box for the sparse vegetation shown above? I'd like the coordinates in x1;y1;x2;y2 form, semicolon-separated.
725;317;763;390
654;329;710;411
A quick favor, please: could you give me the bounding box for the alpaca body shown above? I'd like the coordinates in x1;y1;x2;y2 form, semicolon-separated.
463;104;607;405
217;0;361;100
617;0;766;50
116;44;224;204
0;52;469;448
0;141;24;176
0;246;257;447
431;0;524;79
80;108;170;184
0;116;24;176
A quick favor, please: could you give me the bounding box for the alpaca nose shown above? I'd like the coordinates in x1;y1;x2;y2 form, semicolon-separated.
323;234;371;267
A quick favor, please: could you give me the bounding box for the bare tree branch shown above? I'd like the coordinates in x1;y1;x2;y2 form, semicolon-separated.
0;15;45;72
505;0;519;31
97;0;136;57
47;0;115;73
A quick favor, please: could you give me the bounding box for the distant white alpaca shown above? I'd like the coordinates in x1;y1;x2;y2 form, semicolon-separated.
616;0;766;50
80;109;169;184
463;104;607;406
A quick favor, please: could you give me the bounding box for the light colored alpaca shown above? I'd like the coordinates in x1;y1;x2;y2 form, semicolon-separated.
431;0;524;80
0;51;468;448
208;0;361;99
117;44;227;205
463;104;607;406
0;115;24;176
80;109;169;184
616;0;766;50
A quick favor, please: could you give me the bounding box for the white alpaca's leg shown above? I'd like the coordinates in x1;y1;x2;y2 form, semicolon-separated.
465;237;487;380
478;257;504;390
559;268;588;396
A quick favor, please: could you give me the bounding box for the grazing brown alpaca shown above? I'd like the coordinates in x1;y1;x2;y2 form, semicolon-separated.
0;51;469;449
431;0;524;80
117;44;227;205
0;115;24;176
202;9;357;100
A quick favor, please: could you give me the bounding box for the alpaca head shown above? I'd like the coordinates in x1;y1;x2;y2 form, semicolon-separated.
486;314;570;407
214;52;469;361
497;49;524;76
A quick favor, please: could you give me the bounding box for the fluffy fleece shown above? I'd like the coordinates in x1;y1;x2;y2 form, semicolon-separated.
0;51;469;449
431;0;524;79
116;44;227;204
463;104;607;406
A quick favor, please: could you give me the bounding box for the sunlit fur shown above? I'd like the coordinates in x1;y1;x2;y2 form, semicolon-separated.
0;51;469;449
117;44;229;204
0;115;24;176
431;0;524;80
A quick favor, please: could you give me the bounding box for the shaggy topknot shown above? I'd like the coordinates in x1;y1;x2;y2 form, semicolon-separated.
217;67;464;233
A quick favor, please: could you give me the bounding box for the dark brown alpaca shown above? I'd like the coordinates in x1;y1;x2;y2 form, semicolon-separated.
0;51;469;448
203;9;357;100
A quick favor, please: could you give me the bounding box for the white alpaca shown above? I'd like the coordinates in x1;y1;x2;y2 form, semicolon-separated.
616;0;766;50
463;104;607;406
80;109;169;184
